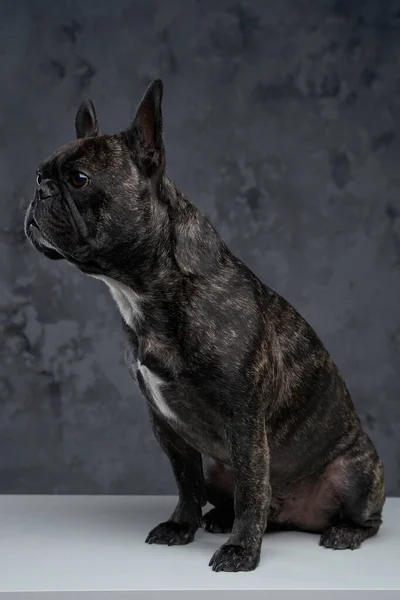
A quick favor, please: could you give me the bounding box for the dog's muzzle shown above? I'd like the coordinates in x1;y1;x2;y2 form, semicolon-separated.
24;181;92;262
24;197;65;260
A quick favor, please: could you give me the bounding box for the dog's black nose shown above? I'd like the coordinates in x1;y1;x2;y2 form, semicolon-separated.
38;182;53;200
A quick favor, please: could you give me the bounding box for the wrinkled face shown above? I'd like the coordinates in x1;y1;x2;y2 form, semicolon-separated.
25;136;138;265
24;80;165;274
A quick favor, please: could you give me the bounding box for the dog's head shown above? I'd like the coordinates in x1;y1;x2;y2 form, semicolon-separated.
24;80;166;276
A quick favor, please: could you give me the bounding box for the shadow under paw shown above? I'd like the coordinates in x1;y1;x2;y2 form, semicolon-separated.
146;521;196;546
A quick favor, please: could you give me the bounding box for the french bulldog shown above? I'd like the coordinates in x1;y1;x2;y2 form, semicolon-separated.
24;79;385;572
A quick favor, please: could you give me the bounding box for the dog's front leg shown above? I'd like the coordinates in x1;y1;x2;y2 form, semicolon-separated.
209;420;270;572
145;408;207;546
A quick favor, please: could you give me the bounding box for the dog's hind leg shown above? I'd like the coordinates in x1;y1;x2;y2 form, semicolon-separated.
320;436;385;550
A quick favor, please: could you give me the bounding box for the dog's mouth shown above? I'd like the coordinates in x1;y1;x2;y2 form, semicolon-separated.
25;209;65;261
25;195;93;264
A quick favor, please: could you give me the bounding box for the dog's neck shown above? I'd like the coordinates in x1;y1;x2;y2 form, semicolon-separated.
90;274;144;330
90;174;224;336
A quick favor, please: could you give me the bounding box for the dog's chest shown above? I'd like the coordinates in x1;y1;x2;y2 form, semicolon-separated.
93;274;226;455
136;360;178;423
93;276;180;422
124;334;230;466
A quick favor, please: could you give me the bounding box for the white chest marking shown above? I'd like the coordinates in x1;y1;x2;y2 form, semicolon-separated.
137;360;177;423
91;274;177;422
90;275;142;328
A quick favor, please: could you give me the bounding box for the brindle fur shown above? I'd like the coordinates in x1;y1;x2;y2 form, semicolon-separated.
24;80;385;572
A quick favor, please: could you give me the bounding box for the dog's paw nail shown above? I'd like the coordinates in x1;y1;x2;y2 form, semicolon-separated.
145;521;196;546
209;544;260;572
319;526;363;550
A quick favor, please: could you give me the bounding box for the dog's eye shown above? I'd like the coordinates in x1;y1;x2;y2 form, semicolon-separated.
36;172;42;186
70;171;89;189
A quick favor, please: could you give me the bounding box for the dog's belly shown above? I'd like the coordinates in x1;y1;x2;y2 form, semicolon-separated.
206;455;347;532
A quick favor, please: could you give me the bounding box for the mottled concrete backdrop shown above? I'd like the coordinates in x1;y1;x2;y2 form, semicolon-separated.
0;0;399;495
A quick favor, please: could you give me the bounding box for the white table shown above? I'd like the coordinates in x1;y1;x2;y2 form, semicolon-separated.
0;495;398;599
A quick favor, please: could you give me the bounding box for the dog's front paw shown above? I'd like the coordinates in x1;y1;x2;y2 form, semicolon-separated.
209;543;260;572
145;521;196;546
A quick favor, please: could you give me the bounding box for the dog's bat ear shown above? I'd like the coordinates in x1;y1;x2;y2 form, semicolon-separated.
75;98;99;139
124;79;164;175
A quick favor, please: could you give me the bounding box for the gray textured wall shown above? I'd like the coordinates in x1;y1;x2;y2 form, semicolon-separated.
1;0;399;495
